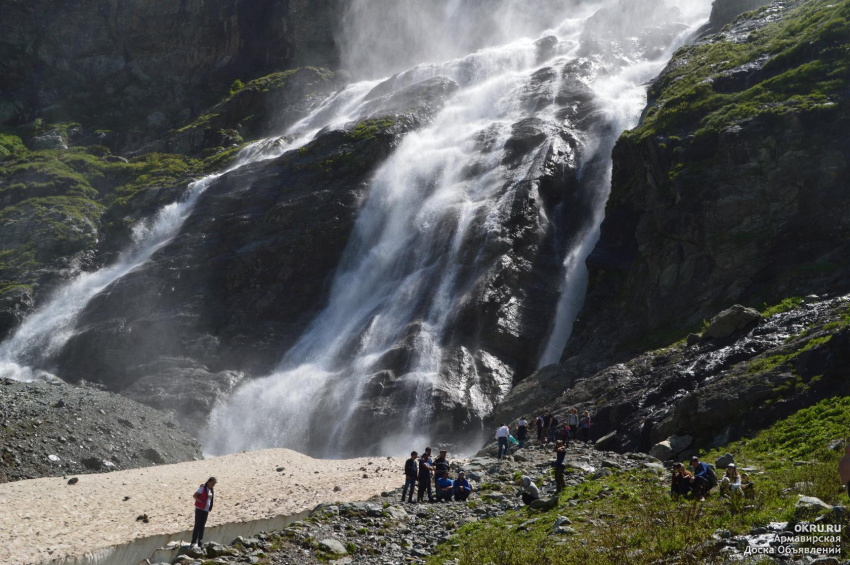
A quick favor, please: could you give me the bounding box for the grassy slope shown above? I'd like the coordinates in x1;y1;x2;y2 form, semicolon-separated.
429;397;850;565
628;0;849;142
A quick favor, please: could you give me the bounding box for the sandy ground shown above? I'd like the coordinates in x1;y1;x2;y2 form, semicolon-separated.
0;449;405;565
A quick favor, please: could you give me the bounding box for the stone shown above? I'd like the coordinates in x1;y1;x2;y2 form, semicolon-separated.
701;305;762;340
67;477;79;485
553;516;572;528
318;539;348;555
30;132;67;151
47;454;60;463
592;468;613;479
529;495;559;511
795;496;832;518
715;454;735;469
649;441;673;461
594;431;617;450
686;333;702;346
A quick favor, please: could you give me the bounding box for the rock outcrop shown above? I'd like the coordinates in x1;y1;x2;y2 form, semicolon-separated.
0;378;201;483
0;0;341;133
562;0;850;372
497;294;850;454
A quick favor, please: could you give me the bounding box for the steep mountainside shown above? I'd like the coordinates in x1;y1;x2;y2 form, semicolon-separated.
496;0;850;451
566;0;850;371
0;0;340;138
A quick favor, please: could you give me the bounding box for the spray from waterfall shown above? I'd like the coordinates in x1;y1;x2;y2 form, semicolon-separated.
204;0;714;458
0;83;379;382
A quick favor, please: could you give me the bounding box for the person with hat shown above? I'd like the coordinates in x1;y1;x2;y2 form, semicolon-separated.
720;463;742;498
689;456;714;500
453;471;473;501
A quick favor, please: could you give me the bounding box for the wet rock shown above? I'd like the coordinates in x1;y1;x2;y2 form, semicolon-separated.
702;305;762;340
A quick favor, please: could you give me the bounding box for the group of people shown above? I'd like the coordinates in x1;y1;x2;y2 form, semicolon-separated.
495;408;592;460
402;448;473;503
670;456;754;500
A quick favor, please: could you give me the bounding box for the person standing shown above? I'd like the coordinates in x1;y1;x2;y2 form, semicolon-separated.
579;410;591;443
434;450;450;478
517;416;528;448
496;423;511;459
453;471;473;501
190;477;216;548
567;408;580;439
402;451;418;503
536;414;544;442
553;441;567;492
417;448;434;503
542;411;553;444
548;413;559;443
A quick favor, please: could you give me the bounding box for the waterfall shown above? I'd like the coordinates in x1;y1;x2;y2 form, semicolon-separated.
0;82;378;382
204;0;713;457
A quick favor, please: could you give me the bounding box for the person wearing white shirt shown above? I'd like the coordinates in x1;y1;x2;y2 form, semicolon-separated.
496;423;510;459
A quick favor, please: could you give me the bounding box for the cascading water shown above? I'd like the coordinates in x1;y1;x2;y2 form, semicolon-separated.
204;0;713;457
0;84;379;382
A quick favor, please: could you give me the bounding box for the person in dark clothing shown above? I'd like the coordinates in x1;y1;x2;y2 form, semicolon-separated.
548;414;559;443
536;415;544;442
670;463;693;498
517;417;528;448
402;451;418;503
434;450;450;477
542;411;553;443
689;456;711;499
190;476;216;548
579;410;591;443
417;448;434;503
553;441;567;492
453;471;473;501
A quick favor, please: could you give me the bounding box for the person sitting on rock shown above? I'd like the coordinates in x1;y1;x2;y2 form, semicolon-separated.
719;463;742;498
435;471;454;503
740;472;755;499
453;471;473;501
402;451;418;503
417;448;434;503
518;475;540;506
553;440;567;492
496;423;511;459
517;416;528;448
689;456;712;500
670;463;692;498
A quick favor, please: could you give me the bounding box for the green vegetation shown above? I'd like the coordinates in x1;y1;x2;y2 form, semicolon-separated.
761;296;804;317
429;397;850;565
628;0;849;142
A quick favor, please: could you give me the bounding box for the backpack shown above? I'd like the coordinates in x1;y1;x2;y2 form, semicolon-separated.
705;465;718;489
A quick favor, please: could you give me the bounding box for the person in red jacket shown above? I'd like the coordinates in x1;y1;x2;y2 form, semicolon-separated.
190;477;216;548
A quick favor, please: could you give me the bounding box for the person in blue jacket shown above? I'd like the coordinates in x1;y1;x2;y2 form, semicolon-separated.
435;471;454;502
453;471;473;501
689;456;711;499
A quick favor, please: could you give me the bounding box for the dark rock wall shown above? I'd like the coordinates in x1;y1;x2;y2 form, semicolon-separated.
0;0;341;130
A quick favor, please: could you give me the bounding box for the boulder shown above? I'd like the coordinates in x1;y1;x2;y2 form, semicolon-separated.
318;539;348;555
649;440;673;461
795;496;833;519
715;453;735;469
529;495;559;511
594;431;617;450
702;305;762;340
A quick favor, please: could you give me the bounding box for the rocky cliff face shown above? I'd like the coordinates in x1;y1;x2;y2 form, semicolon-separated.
494;0;850;451
0;0;340;135
565;0;850;371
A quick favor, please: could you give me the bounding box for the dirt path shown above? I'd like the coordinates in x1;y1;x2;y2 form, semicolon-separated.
0;448;404;565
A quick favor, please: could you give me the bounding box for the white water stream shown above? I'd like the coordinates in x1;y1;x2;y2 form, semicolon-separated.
1;0;713;459
204;0;714;457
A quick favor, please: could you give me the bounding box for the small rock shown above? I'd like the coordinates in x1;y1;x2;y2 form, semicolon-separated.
67;477;79;485
686;333;702;346
276;467;285;472
136;514;150;524
47;454;61;463
795;496;832;518
333;486;342;492
702;304;762;339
